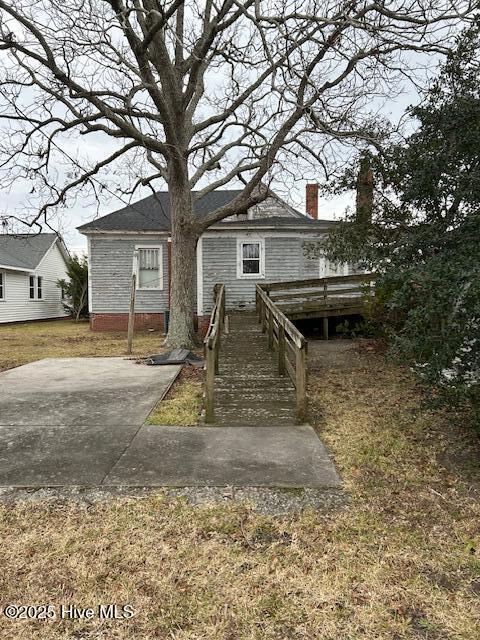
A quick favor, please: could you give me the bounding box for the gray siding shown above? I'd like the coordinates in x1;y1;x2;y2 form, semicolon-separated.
90;236;169;313
219;195;303;222
202;233;327;312
249;196;302;219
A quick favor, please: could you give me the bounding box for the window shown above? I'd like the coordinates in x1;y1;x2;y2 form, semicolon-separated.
0;272;4;300
237;238;265;279
137;247;163;290
29;275;43;300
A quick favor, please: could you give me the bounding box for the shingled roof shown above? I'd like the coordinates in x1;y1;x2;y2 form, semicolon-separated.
0;233;61;271
77;189;334;233
78;190;244;232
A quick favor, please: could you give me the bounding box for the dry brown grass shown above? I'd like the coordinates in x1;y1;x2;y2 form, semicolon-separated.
146;365;204;426
1;342;479;639
0;319;164;371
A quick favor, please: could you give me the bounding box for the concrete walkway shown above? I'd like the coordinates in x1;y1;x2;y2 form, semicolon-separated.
0;356;341;490
0;423;340;488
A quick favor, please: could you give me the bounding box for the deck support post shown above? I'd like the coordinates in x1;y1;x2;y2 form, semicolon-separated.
278;323;286;375
267;307;274;350
295;344;307;423
205;346;215;423
323;317;329;340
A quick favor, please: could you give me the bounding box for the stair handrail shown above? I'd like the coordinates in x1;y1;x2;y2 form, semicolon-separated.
255;284;308;423
204;283;226;423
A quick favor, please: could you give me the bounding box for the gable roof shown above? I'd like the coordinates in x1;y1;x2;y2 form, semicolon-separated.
0;233;64;271
78;190;244;233
77;189;331;233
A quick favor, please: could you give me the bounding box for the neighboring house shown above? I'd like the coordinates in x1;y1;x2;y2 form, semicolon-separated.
78;184;351;334
0;233;70;324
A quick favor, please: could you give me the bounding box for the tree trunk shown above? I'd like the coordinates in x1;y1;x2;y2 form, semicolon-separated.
165;180;199;349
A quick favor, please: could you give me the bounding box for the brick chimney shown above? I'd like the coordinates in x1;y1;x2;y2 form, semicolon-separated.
355;156;373;225
306;183;319;219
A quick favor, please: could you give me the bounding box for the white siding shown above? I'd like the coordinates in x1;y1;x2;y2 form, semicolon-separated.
0;241;69;323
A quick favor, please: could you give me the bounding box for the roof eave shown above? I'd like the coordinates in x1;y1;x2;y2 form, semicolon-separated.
208;222;336;230
0;262;32;273
78;228;171;235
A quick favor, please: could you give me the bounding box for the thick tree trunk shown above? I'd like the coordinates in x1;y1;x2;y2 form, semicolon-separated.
165;179;199;349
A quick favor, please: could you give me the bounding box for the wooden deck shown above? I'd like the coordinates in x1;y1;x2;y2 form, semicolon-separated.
203;274;375;423
259;273;376;328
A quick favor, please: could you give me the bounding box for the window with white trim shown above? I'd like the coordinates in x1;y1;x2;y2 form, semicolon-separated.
237;239;265;279
0;272;4;300
29;275;44;300
137;247;163;290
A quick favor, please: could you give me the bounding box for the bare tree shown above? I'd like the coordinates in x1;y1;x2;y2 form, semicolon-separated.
0;0;474;346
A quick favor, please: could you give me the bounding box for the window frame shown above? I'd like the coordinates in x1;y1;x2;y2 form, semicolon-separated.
236;237;265;280
29;275;36;300
28;274;44;300
135;245;164;291
0;270;5;301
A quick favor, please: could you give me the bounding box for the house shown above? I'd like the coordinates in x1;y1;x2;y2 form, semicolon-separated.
78;184;352;334
0;233;70;323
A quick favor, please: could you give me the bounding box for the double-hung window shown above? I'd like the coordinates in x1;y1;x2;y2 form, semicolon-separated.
237;239;265;279
0;272;4;300
29;275;43;299
137;247;163;290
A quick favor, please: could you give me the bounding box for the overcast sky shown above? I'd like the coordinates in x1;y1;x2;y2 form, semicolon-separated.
0;56;429;254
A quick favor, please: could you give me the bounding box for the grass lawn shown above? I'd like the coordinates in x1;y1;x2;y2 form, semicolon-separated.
146;364;204;426
1;336;479;638
0;319;164;371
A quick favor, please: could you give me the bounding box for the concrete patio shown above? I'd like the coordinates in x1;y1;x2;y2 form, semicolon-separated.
0;357;341;490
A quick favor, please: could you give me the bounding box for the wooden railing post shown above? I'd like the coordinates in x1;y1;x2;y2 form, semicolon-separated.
295;343;307;423
278;323;286;375
203;283;227;423
267;307;274;350
205;346;215;423
260;298;266;333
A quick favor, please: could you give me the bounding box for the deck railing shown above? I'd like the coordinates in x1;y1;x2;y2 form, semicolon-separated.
255;284;308;423
203;283;226;423
262;273;376;336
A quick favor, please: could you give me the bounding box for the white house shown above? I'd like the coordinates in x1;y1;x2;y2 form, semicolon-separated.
0;233;70;323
